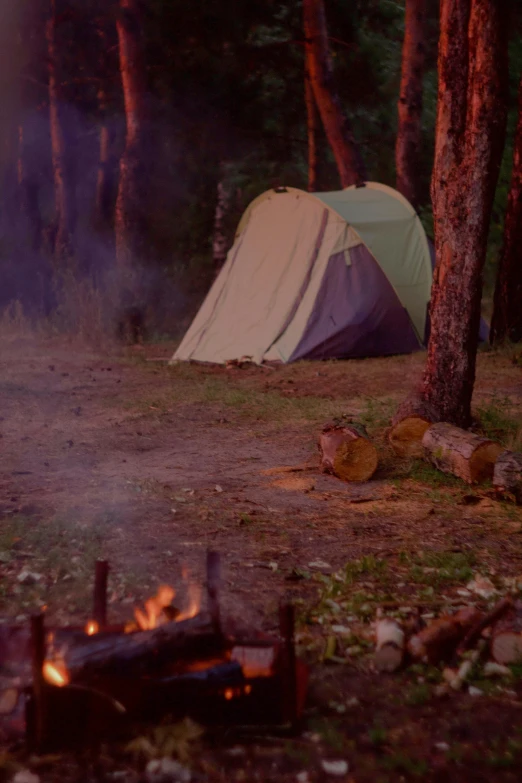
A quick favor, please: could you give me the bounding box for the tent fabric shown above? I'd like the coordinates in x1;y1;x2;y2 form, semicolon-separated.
172;182;433;365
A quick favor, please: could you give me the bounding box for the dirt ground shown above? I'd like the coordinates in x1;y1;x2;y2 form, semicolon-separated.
1;336;522;782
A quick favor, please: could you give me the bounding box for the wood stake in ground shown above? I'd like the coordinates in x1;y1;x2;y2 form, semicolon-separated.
389;396;440;458
493;450;522;504
318;422;378;482
422;422;503;484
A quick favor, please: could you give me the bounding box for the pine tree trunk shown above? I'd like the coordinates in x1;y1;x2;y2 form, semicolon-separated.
395;0;426;207
421;0;510;427
490;75;522;345
115;0;147;268
17;123;42;252
46;0;76;264
305;67;319;192
212;164;231;269
95;24;118;234
303;0;366;188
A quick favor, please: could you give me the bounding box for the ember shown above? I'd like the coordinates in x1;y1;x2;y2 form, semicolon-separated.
42;660;69;687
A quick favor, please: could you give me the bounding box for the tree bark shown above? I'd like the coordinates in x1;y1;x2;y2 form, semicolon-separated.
303;0;366;188
304;66;319;192
94;24;118;234
115;0;147;268
395;0;426;207
490;75;522;345
212;163;231;269
16;123;42;252
421;0;510;427
46;0;76;264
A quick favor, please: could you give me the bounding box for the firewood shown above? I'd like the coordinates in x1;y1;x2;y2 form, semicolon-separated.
55;612;225;683
374;619;405;672
494;450;522;503
407;607;483;664
318;422;378;482
388;397;440;458
457;597;513;654
491;600;522;665
422;423;503;484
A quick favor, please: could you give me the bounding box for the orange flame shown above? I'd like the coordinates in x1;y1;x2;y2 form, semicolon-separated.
43;660;70;687
176;581;202;622
134;585;176;631
85;620;99;636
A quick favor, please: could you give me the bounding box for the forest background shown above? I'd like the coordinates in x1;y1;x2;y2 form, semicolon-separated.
0;0;521;339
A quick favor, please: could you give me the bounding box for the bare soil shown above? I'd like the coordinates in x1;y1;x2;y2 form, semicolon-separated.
1;336;522;782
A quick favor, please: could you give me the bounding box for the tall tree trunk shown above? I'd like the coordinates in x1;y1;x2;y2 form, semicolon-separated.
17;123;42;252
305;66;319;192
212;162;231;269
490;75;522;345
115;0;147;268
421;0;510;427
46;0;76;264
94;24;118;234
395;0;426;207
303;0;366;188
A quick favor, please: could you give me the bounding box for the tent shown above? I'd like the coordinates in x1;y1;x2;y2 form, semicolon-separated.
171;183;436;365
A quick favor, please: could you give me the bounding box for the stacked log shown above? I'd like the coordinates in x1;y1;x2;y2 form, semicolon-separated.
422;423;503;484
493;450;522;503
318;422;378;482
388;397;440;458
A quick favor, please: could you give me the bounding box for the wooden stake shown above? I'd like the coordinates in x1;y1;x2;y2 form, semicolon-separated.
30;613;47;751
206;551;221;633
279;603;298;729
93;560;109;629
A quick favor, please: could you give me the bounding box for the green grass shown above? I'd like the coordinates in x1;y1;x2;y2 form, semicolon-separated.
475;394;522;450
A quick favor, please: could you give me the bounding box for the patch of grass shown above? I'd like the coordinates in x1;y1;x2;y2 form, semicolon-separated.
380;751;429;777
476;394;522;450
368;724;388;746
345;555;389;584
408;459;463;489
308;717;347;752
406;550;475;587
404;683;431;706
359;396;396;433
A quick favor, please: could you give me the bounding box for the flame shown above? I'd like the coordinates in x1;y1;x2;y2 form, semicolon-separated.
176;581;202;622
43;660;70;687
85;620;99;636
224;688;234;700
134;584;176;631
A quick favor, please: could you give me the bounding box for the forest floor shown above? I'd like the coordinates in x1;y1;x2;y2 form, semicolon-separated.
0;335;522;782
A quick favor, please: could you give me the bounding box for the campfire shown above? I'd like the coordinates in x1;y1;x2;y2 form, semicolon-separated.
0;552;307;751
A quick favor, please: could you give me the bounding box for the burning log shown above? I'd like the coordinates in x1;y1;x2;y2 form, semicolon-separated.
491;600;522;665
422;423;503;484
494;450;522;503
318;422;378;482
407;606;483;665
54;612;224;684
374;619;405;672
388;397;440;458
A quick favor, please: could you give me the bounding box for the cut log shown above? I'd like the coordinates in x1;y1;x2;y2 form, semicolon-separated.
491;600;522;665
318;422;378;482
408;607;483;665
457;597;513;654
374;619;405;672
389;397;440;458
494;450;522;503
54;612;225;683
422;423;503;484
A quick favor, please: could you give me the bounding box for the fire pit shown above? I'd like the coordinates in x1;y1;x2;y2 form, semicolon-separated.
0;552;308;751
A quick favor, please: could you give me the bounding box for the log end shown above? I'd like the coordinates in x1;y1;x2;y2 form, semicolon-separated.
491;633;522;666
469;442;504;483
388;416;433;458
333;438;378;482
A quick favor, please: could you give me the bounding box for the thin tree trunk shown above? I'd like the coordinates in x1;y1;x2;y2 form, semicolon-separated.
94;24;118;233
212;163;231;269
303;0;366;188
115;0;147;268
395;0;426;207
46;0;76;263
17;123;42;252
421;0;510;427
490;75;522;345
305;67;319;192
